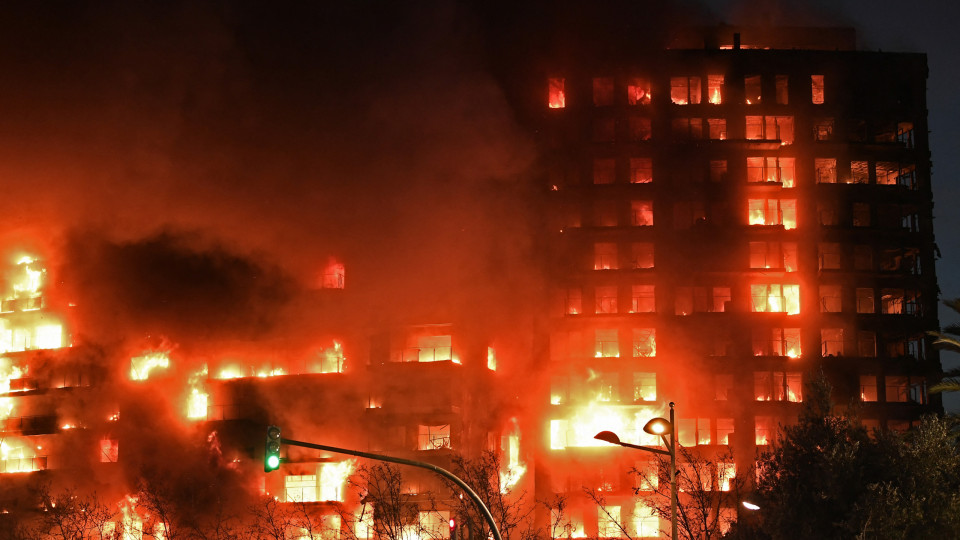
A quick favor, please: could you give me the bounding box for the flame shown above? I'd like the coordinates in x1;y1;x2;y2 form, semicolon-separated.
186;365;209;420
118;495;143;540
130;352;170;381
551;401;662;449
500;432;525;492
320;460;354;501
0;438;41;473
709;87;721;104
11;258;43;298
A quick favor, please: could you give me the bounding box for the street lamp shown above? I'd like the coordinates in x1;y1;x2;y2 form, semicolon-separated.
594;402;678;540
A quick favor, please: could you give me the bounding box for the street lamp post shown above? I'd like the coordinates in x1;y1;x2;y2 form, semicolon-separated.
594;401;678;540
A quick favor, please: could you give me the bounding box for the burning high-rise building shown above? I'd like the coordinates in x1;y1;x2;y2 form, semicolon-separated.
0;22;944;540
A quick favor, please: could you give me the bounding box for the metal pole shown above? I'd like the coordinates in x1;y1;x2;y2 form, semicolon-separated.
669;402;678;540
281;438;503;540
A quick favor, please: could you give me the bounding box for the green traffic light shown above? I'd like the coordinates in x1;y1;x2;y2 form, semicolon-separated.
265;425;282;472
266;454;280;470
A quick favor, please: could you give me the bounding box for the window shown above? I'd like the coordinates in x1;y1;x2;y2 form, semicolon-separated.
819;285;842;312
633;372;656;401
876;162;898;185
821;328;844;356
752;328;801;357
750;284;800;314
860;375;878;401
632;329;656;357
697;419;712;445
715;375;734;401
854;245;873;270
744;75;761;104
593;201;617;227
881;289;904;314
755;371;802;402
885;376;909;403
755;416;773;445
629;158;653;183
707;74;724;104
856;288;875;313
746;116;795;143
593;77;614;106
671;118;703;140
673;201;707;229
718;462;736;492
594;242;618;270
749;241;798;271
814;118;834;141
818;243;842;269
709;160;727;182
593;159;616;184
564;288;582;315
747;157;795;187
598;506;624;538
595;286;618;314
674;286;729;314
852;203;871;227
896;164;917;189
626;77;651;105
858;331;877;357
712;287;732;312
707;118;727;140
849;161;869;184
671;76;701;104
634;502;659;537
319;462;351;501
592;372;619;402
631;285;655;313
548;78;565;108
596;329;620;357
811;75;824;104
418;425;451;450
717;418;734;445
286;475;318;502
594;118;615;142
775;75;788;104
815;158;837;183
818;201;840;226
631;201;654;226
628;117;652;141
747;198;797;229
630;243;654;269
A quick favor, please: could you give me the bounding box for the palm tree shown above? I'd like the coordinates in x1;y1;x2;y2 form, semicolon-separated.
930;298;960;393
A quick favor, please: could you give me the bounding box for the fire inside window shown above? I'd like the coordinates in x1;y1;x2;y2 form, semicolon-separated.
595;329;619;358
750;284;800;314
752;328;801;357
565;288;582;315
418;424;451;450
707;74;723;104
630;201;653;226
814;118;834;141
754;371;802;402
755;416;773;446
718;463;736;492
629;158;652;183
861;375;879;401
849;160;870;184
100;439;119;463
626;77;651;105
671;76;701;105
745;116;794;144
322;262;345;289
748;198;797;229
707;118;726;139
598;506;623;538
548;78;565;108
747;157;795;187
594;242;618;270
744;75;761;104
633;372;656;401
634;502;659;537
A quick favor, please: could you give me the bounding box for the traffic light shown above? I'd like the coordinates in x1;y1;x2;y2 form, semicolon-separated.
264;425;281;472
448;517;456;540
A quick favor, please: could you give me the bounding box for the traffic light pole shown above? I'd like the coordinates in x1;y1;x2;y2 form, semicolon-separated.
280;437;503;540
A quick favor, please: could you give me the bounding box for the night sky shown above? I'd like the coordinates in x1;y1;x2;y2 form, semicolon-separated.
0;2;957;405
